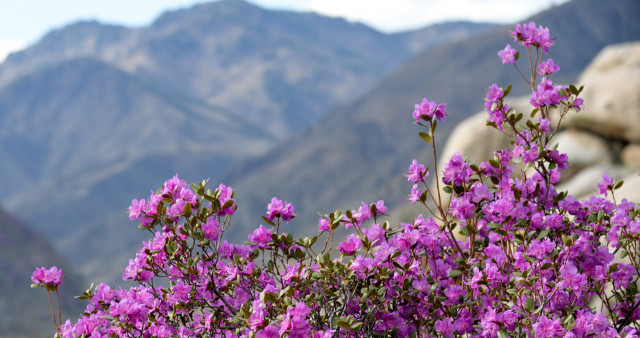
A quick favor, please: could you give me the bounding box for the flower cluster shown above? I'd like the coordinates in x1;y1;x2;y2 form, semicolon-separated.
36;21;640;337
413;97;447;122
32;266;64;332
511;21;554;53
266;197;296;222
32;266;64;287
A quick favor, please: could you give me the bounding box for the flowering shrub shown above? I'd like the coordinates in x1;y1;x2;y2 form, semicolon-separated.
36;21;640;337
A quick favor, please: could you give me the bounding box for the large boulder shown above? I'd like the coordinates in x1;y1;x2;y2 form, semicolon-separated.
436;41;640;201
622;143;640;170
553;129;613;178
564;42;640;142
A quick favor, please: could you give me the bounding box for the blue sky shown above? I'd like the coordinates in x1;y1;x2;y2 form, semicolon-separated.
0;0;569;62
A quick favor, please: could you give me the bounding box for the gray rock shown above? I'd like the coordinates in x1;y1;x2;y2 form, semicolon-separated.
553;129;613;179
622;143;640;170
559;164;632;200
565;42;640;142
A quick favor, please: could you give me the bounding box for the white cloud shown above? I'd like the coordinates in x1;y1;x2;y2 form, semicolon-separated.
0;39;26;63
305;0;569;32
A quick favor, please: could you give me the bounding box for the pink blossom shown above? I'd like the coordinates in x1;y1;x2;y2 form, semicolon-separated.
498;44;517;64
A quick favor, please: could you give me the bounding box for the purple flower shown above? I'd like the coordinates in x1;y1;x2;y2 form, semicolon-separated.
533;315;564;338
407;184;421;204
611;264;636;289
530;78;563;108
201;217;221;241
412;98;447;122
128;198;147;221
162;174;187;196
511;21;554;53
449;196;474;221
256;325;279;338
405;159;427;183
217;240;235;259
538;58;560;75
31;266;64;287
248;299;266;329
373;200;388;215
352;202;372;225
248;224;272;248
442;151;473;186
498;44;517;64
435;317;455;338
558;263;587;293
374;311;403;332
317;217;331;233
571;97;584;111
539;117;551;133
266;197;296;222
338;234;362;255
215;183;236;216
480;307;499;336
363;223;386;245
485;83;504;103
466;267;483;290
312;330;335;338
280;303;311;337
282;262;306;285
597;173;613;196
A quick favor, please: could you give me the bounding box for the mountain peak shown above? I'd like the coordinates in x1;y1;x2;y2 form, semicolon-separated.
150;0;263;29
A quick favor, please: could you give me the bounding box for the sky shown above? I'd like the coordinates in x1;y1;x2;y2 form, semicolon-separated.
0;0;569;62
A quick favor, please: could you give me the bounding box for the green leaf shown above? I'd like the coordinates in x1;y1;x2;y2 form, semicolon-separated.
614;180;624;190
261;216;276;226
350;322;363;330
569;84;579;95
183;202;192;216
536;229;551;241
525;297;534;312
514;112;523;123
494;229;508;236
222;199;235;209
503;84;512;96
449;270;463;278
337;320;350;329
418;131;432;144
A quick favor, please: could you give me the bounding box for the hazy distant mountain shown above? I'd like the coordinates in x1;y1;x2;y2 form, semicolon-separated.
221;0;640;241
0;57;272;280
0;0;496;285
0;207;85;337
0;0;495;137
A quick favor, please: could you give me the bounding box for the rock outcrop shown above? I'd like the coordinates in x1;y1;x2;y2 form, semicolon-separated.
438;41;640;203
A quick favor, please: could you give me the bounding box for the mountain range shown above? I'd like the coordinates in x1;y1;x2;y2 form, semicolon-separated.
0;0;496;285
